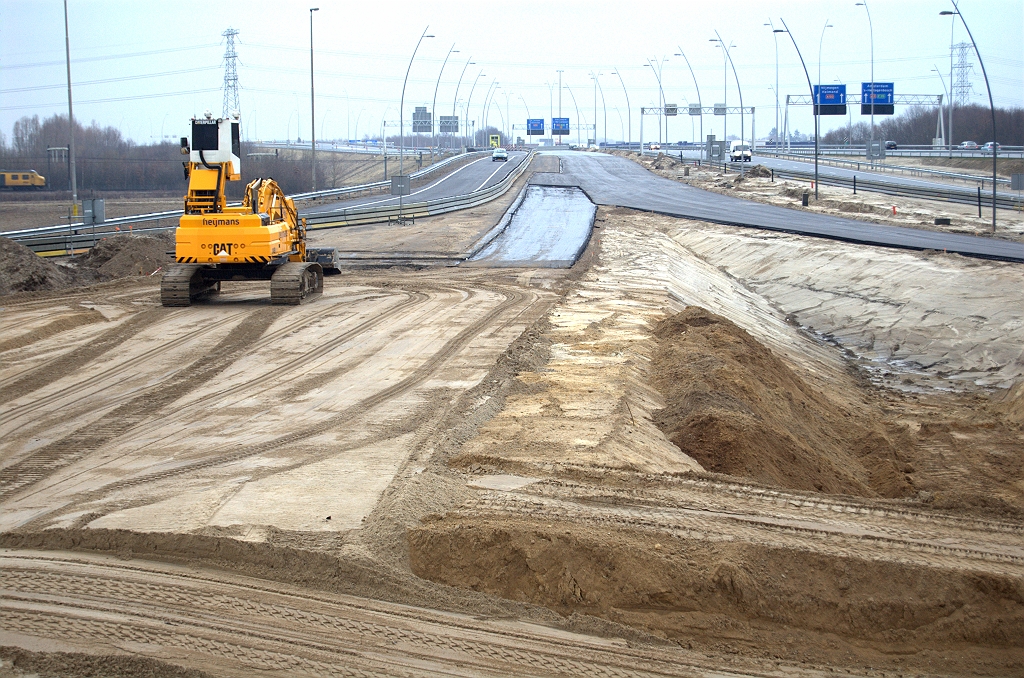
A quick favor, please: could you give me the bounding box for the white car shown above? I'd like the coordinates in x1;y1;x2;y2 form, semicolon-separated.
491;148;508;162
730;142;752;162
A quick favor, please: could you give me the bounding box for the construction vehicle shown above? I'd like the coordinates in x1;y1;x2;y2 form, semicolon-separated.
161;112;339;306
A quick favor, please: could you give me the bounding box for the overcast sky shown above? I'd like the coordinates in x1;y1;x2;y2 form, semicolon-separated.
1;0;1021;146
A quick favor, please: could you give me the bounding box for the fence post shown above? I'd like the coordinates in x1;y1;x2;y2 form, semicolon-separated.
977;187;982;218
853;175;856;195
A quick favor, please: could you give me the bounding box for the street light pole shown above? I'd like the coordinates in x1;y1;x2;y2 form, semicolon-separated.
765;21;781;150
309;7;319;192
779;18;819;198
712;34;743;156
674;50;703;158
644;59;665;144
947;13;955;157
932;66;950;147
817;20;834;189
942;2;997;232
431;43;458;159
612;69;631;148
62;0;77;211
591;72;606;145
451;58;474;150
564;83;583;147
399;26;434;218
856;1;874;154
557;70;564;144
465;70;485;146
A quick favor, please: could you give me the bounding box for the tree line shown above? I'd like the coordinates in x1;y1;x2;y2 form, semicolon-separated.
0;114;379;196
820;104;1022;146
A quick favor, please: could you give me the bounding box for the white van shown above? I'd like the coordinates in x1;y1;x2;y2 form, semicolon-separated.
730;141;752;162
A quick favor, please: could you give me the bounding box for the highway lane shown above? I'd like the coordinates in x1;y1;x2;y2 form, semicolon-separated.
301;151;529;217
533;150;1024;263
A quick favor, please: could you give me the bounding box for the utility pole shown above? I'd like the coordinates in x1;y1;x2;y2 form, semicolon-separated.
309;8;319;192
63;0;77;213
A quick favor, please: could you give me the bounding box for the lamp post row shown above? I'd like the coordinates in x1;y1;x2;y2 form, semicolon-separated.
306;6;996;233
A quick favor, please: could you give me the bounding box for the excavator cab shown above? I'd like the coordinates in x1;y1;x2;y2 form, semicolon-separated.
161;112;333;307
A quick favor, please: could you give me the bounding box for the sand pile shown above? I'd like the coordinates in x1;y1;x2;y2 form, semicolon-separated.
77;234;172;278
650;307;912;497
0;237;79;295
0;234;173;297
744;164;772;178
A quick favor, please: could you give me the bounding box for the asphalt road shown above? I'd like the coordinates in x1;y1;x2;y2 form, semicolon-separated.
533;150;1024;263
467;185;596;268
301;151;529;218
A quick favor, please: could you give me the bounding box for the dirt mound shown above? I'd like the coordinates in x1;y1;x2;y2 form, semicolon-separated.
0;237;79;296
744;164;772;178
77;234;173;278
650;307;912;497
409;516;1024;651
0;646;213;678
996;380;1024;426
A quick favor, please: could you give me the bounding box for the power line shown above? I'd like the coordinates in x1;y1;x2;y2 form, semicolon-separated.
2;43;222;70
0;66;221;94
0;87;221;112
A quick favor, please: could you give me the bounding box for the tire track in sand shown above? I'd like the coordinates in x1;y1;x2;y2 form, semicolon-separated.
0;308;284;501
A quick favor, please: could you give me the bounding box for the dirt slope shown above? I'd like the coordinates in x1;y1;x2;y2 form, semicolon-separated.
651;307;913;497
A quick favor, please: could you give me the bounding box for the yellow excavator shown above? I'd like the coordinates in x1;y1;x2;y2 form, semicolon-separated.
161;113;337;306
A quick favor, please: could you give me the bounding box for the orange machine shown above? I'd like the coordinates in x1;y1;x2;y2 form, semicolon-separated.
161;113;335;306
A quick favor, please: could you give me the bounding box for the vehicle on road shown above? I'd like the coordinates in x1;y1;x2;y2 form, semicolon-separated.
884;141;898;150
649;143;661;151
960;140;979;150
730;141;752;162
161;113;337;307
982;142;1001;153
491;148;508;162
0;169;45;189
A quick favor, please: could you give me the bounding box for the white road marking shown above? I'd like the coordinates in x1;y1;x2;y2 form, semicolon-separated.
327;156;490;213
474;157;516;192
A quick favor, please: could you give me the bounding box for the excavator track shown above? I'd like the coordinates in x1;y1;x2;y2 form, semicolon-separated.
270;262;324;306
160;264;219;307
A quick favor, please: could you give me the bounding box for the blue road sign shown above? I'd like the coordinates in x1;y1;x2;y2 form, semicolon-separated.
861;82;894;105
861;82;895;115
814;84;847;115
813;84;846;105
527;118;545;135
552;117;570;135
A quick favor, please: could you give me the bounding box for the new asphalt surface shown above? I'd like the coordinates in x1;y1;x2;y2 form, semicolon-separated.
532;151;1024;263
301;152;529;218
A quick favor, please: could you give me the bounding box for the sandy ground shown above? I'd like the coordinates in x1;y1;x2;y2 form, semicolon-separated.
2;162;1023;676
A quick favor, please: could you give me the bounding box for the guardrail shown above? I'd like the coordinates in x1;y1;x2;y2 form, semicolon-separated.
304;151;535;230
756;150;1012;188
9;151;533;256
288;150;488;201
4;151;490;255
703;159;1023;211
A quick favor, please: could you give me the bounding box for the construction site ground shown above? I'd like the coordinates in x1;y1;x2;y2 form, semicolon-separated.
1;154;1023;677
